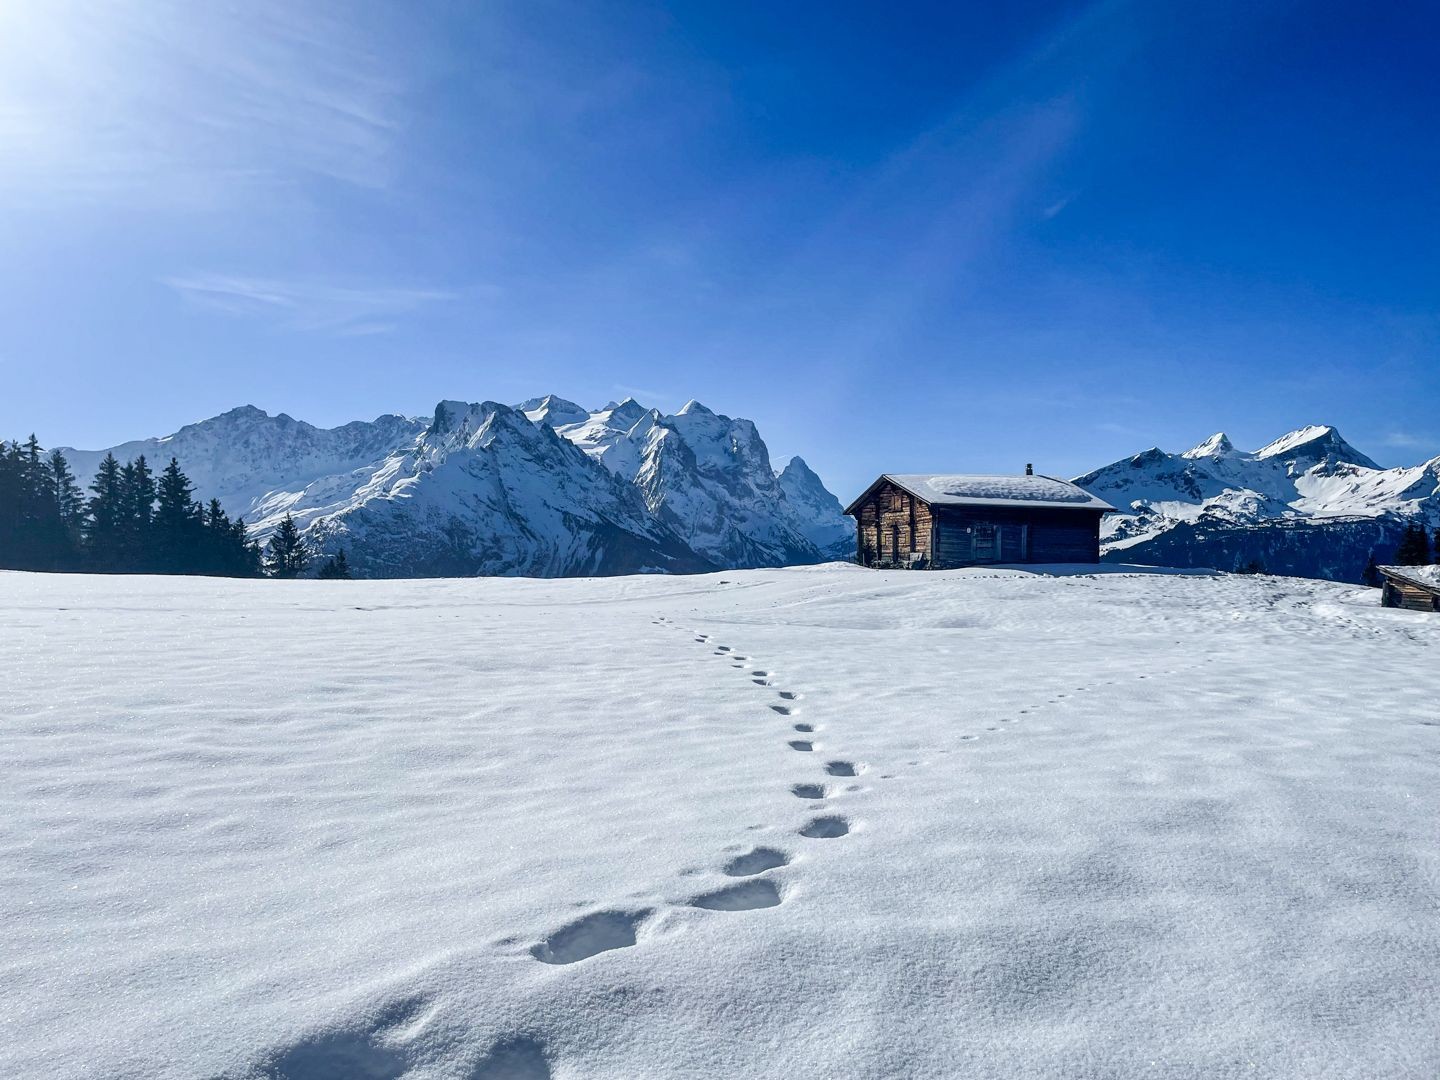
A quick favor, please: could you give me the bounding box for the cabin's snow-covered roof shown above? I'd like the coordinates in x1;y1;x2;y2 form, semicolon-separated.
872;474;1115;512
1379;564;1440;590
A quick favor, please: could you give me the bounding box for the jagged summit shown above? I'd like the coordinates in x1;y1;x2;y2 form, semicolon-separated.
518;395;590;429
777;456;852;560
219;404;271;421
1181;432;1235;459
1255;425;1379;469
603;398;649;426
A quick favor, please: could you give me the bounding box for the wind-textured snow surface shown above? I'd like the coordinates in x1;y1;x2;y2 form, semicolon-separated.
4;566;1439;1079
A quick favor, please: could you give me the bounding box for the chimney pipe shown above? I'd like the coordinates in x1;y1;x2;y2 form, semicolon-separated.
1025;463;1034;476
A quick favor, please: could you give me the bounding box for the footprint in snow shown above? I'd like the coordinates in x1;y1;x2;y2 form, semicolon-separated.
689;879;783;911
777;691;799;700
471;1037;553;1080
530;910;649;965
800;815;850;839
723;847;790;876
824;761;858;777
791;783;828;799
793;723;815;733
770;705;792;715
255;996;431;1080
787;740;813;752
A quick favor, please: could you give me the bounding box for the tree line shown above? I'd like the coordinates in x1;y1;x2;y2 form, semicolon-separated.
0;434;351;578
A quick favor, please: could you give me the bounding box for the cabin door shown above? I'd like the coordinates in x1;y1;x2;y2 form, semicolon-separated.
972;523;998;562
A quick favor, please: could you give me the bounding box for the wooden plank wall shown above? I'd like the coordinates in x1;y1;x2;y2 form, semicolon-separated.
931;507;1102;568
854;481;934;567
1382;578;1440;611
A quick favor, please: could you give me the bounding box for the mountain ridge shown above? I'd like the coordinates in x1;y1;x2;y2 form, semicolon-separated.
58;396;855;578
1074;424;1439;580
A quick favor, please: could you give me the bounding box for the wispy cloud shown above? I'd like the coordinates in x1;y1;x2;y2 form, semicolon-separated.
163;275;456;334
1382;431;1435;449
0;1;410;203
612;383;669;405
1042;193;1078;219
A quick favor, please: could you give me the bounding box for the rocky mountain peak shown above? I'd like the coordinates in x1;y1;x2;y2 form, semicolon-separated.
1181;432;1235;459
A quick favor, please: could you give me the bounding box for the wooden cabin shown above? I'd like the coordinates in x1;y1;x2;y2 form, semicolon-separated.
844;469;1116;569
1378;565;1440;612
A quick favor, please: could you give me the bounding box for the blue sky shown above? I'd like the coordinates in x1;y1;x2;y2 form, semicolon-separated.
1;0;1436;499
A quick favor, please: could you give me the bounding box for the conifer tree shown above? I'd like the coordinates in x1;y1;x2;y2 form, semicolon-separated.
85;453;126;569
317;549;352;579
0;441;31;566
154;457;200;571
232;518;263;577
48;450;84;530
1361;552;1381;588
20;436;66;567
1395;522;1430;565
118;455;156;568
264;514;307;578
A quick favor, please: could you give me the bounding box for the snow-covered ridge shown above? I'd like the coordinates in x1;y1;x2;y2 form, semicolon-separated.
59;396;854;577
1074;424;1440;580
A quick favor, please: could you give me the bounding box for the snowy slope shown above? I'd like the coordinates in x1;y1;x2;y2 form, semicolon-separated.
1074;425;1440;580
59;397;851;577
4;566;1439;1079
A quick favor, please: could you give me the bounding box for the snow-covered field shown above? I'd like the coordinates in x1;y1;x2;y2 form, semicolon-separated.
4;565;1439;1079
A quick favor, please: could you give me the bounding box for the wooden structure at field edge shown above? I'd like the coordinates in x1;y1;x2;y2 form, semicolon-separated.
844;472;1117;570
1378;566;1440;612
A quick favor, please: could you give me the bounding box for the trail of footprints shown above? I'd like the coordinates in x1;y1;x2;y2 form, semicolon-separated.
254;624;1200;1076
526;616;862;967
524;620;1192;968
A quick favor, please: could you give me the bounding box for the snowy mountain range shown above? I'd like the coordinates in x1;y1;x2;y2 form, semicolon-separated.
62;404;1431;583
61;397;854;577
1074;424;1440;580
